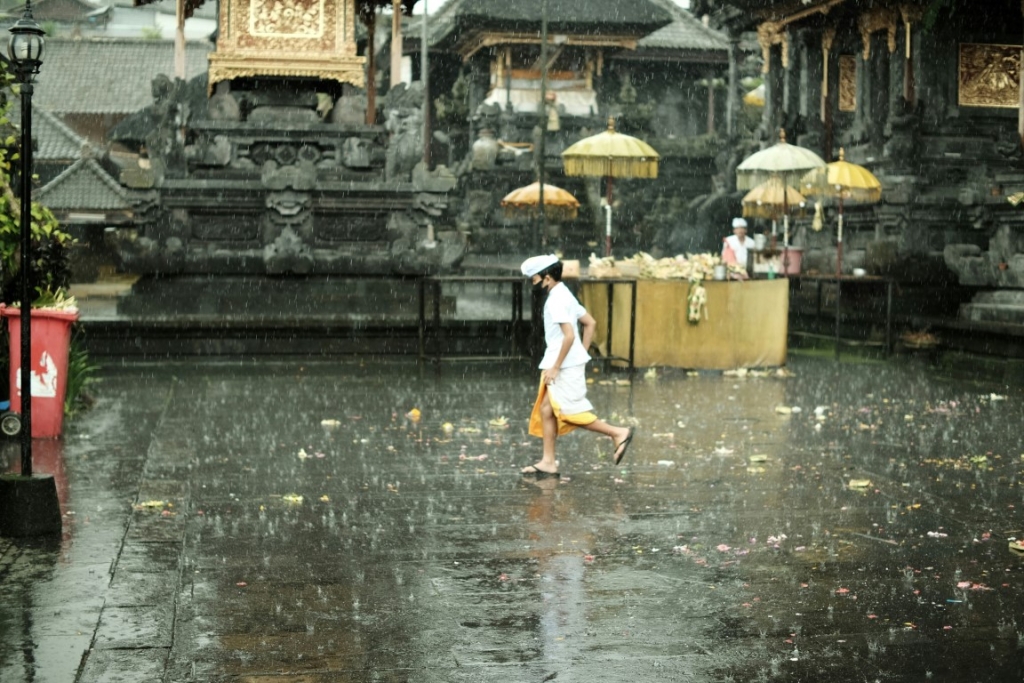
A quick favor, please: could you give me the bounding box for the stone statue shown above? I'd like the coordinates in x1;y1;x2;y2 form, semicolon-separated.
383;82;425;181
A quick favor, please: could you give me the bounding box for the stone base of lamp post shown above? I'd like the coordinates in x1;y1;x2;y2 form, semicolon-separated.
0;473;61;537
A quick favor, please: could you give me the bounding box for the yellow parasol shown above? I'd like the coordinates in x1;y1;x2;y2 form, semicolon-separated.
801;148;882;276
743;83;765;107
562;117;659;256
741;176;808;221
736;130;825;249
501;182;580;221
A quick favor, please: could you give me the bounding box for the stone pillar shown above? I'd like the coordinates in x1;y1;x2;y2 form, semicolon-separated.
869;32;890;152
888;23;905;130
707;71;716;135
800;31;825;154
782;32;800;125
762;44;784;140
467;56;486;143
850;46;871;145
726;33;739;138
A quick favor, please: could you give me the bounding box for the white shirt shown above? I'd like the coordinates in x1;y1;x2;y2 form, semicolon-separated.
540;282;591;370
724;234;754;267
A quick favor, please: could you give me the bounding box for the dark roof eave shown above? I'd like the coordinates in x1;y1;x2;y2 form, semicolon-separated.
614;48;729;65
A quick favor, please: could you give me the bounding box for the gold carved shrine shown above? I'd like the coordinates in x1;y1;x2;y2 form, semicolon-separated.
838;54;857;112
208;0;365;91
958;43;1021;108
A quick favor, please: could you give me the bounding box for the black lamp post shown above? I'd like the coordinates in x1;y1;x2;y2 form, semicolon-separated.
0;1;58;538
10;2;43;477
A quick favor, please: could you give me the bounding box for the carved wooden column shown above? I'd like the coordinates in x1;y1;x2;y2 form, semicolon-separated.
899;5;921;105
822;28;836;159
391;0;403;88
175;0;185;79
1019;1;1024;144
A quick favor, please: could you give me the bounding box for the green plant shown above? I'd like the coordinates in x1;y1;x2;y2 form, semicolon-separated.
0;70;74;307
140;26;162;40
64;328;97;416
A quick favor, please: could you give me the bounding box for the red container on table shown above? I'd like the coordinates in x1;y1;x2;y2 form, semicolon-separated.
0;305;79;438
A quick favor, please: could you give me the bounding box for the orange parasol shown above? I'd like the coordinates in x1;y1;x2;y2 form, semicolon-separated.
501;182;580;221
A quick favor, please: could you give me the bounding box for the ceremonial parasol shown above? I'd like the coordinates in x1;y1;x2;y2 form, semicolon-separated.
501;181;580;221
741;175;808;221
800;148;882;276
562;117;659;256
736;130;826;248
741;176;808;274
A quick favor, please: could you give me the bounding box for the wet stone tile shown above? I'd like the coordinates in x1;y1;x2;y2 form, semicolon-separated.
93;603;174;649
78;647;169;683
114;541;181;574
0;634;91;683
107;569;180;607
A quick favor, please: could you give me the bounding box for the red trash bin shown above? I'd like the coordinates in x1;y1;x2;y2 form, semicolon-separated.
0;305;79;438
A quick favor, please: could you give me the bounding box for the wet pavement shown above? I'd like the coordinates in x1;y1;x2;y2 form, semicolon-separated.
3;354;1024;682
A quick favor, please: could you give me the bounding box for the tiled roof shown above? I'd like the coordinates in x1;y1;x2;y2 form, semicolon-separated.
8;107;92;161
5;0;110;22
638;0;729;53
428;0;674;50
33;38;212;114
116;0;218;20
37;157;130;210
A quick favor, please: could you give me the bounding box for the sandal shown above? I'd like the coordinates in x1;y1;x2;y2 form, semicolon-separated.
613;428;635;466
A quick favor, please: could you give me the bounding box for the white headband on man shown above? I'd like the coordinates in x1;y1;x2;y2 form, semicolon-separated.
732;218;748;229
521;254;559;277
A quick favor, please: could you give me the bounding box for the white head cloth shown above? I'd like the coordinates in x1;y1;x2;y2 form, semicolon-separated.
521;254;559;277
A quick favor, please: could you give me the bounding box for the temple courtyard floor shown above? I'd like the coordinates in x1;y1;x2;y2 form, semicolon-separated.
2;353;1024;682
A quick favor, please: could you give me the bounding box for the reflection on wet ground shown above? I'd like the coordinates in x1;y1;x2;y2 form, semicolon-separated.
2;354;1024;681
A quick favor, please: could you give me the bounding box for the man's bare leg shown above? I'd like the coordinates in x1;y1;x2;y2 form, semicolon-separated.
523;393;560;474
581;419;632;460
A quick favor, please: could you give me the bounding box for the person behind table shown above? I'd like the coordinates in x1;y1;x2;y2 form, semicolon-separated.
723;217;754;270
519;254;634;477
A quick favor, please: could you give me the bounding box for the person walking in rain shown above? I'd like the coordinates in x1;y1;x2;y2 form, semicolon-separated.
520;255;634;476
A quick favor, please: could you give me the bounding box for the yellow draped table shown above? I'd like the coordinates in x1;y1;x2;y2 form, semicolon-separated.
578;278;789;369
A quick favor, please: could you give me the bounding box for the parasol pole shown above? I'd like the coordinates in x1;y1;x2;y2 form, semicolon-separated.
834;189;843;360
836;192;844;277
605;175;614;256
537;0;548;249
782;177;790;274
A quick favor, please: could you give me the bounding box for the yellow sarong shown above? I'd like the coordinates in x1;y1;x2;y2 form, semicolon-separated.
528;366;597;437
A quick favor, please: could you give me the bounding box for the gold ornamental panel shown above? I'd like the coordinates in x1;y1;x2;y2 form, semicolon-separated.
839;54;856;112
209;0;364;90
959;43;1021;108
250;0;324;39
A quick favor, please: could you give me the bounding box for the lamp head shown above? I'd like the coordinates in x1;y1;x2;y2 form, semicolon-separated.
8;3;44;82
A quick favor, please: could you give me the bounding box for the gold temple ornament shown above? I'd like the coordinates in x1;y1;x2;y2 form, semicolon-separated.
839;54;857;112
208;0;365;92
959;43;1021;109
